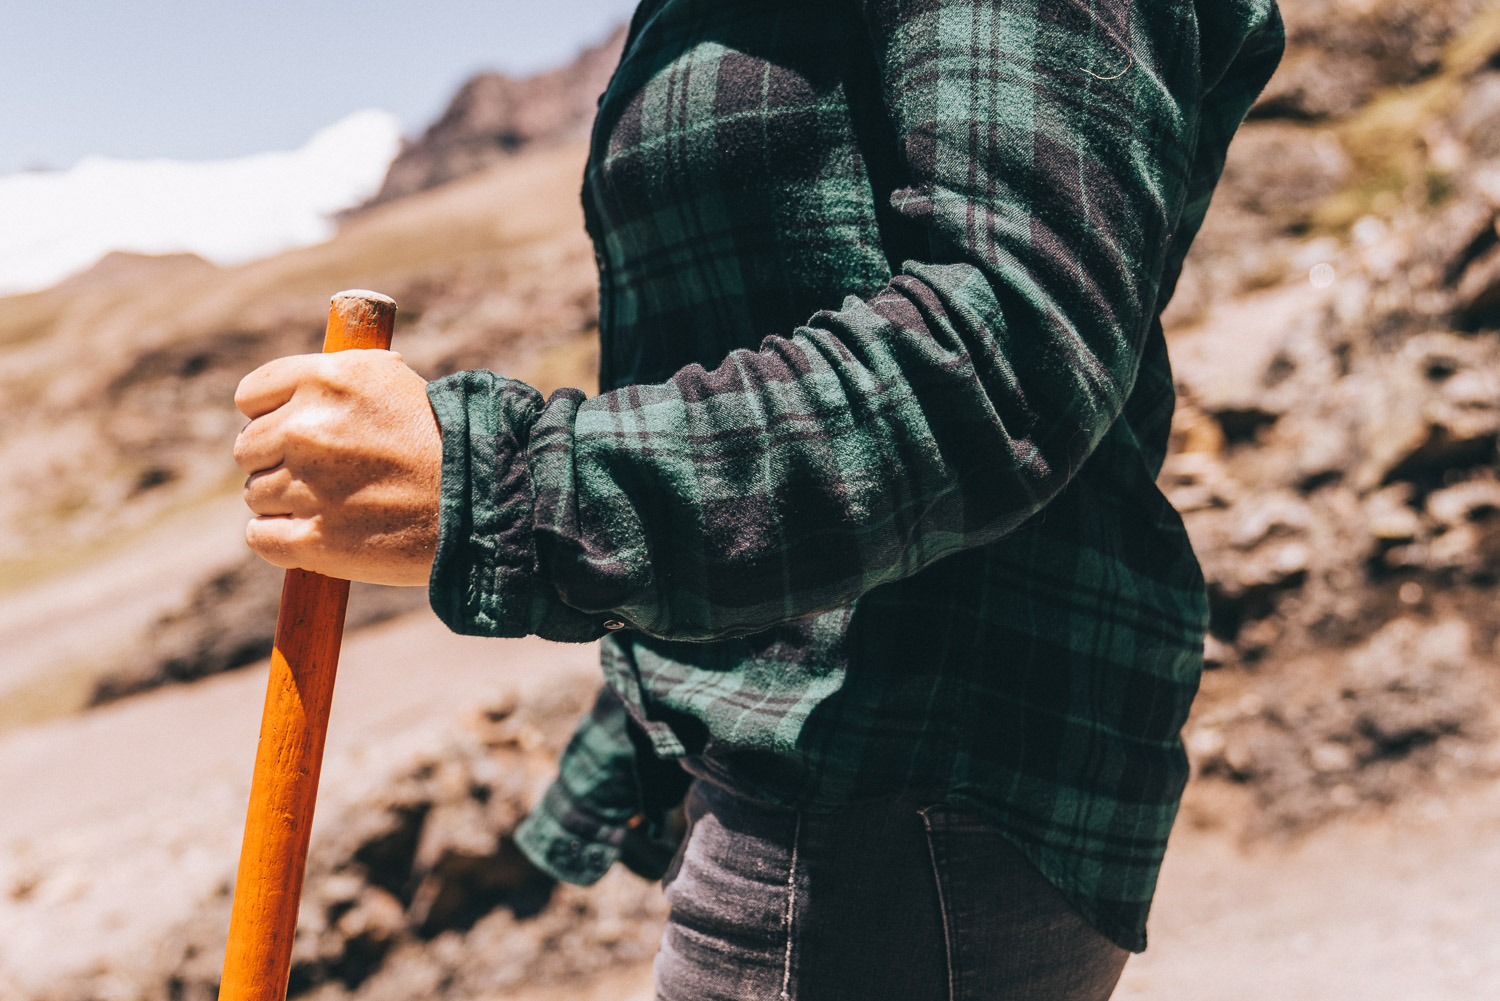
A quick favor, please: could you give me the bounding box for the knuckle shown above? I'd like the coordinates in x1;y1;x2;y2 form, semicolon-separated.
244;520;284;564
314;354;348;391
232;374;259;414
246;516;316;570
243;472;272;508
281;409;326;448
232;424;256;460
280;420;309;449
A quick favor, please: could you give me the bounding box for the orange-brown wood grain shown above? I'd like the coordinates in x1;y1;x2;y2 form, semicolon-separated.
219;291;396;1001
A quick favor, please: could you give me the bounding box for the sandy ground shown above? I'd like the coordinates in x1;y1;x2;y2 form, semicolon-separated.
1117;783;1500;1000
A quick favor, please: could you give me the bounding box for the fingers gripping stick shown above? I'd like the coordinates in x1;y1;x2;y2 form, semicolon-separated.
220;291;397;1001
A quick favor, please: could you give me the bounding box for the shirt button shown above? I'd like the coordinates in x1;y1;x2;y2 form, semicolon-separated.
604;620;626;630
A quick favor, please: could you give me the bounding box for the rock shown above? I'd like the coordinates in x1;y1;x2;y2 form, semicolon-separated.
1455;71;1500;161
1222;740;1258;780
1230;491;1314;550
1455;241;1500;330
331;888;407;984
1327;784;1360;808
1352;616;1471;675
1203;633;1235;670
363;26;627;208
1208;403;1283;447
1377;422;1499;486
1344;619;1480;753
1365;484;1425;543
1190;618;1494;835
1188;727;1227;761
312;873;367;913
1432;203;1499;288
1225;544;1307;598
131;682;669;1001
90;554;429;704
1235;617;1286;661
1288;422;1352;492
1218;123;1353;222
1353;334;1500;489
1426;478;1500;527
1309;742;1356;774
409;836;552;939
1250;0;1489;121
1161;449;1237;514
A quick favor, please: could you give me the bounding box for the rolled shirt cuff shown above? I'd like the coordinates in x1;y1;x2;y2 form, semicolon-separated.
425;370;605;642
514;781;625;885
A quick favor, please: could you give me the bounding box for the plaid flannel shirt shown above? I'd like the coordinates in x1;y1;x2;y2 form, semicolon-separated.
427;0;1283;951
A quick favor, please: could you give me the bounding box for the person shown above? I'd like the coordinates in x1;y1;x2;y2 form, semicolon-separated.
233;1;1284;997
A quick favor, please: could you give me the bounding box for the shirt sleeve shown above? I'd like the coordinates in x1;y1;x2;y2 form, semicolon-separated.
426;0;1284;642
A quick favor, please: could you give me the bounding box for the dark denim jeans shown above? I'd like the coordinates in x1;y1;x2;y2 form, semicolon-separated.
654;779;1128;1001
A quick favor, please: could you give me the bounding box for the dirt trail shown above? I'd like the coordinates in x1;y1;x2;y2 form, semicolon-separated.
0;613;598;995
1119;782;1500;1000
0;496;249;727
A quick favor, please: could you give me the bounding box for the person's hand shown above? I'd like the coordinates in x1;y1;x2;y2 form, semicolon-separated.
233;349;442;586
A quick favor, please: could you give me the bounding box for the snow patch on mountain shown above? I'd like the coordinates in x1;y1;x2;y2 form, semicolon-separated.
0;109;402;296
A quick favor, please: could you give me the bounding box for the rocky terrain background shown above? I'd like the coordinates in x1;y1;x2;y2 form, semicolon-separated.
71;679;669;1001
1164;0;1500;835
3;2;1500;999
360;27;626;209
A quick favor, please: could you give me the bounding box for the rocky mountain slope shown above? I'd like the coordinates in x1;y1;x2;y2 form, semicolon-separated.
361;26;626;209
3;2;1500;999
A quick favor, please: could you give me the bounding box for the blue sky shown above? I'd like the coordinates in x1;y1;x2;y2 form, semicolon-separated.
1;1;639;174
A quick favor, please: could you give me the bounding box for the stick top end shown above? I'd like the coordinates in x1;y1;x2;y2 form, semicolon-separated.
324;289;397;351
331;289;397;308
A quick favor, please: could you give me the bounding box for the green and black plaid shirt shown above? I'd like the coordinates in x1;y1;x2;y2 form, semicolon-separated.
427;0;1283;951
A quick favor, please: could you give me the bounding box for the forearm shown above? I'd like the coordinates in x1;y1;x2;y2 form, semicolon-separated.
430;259;1148;641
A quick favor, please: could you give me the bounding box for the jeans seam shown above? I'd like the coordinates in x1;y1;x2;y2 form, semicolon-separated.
918;807;955;1001
780;810;802;1001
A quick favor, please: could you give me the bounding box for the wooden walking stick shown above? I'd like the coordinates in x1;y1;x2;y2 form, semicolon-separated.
219;290;397;1001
